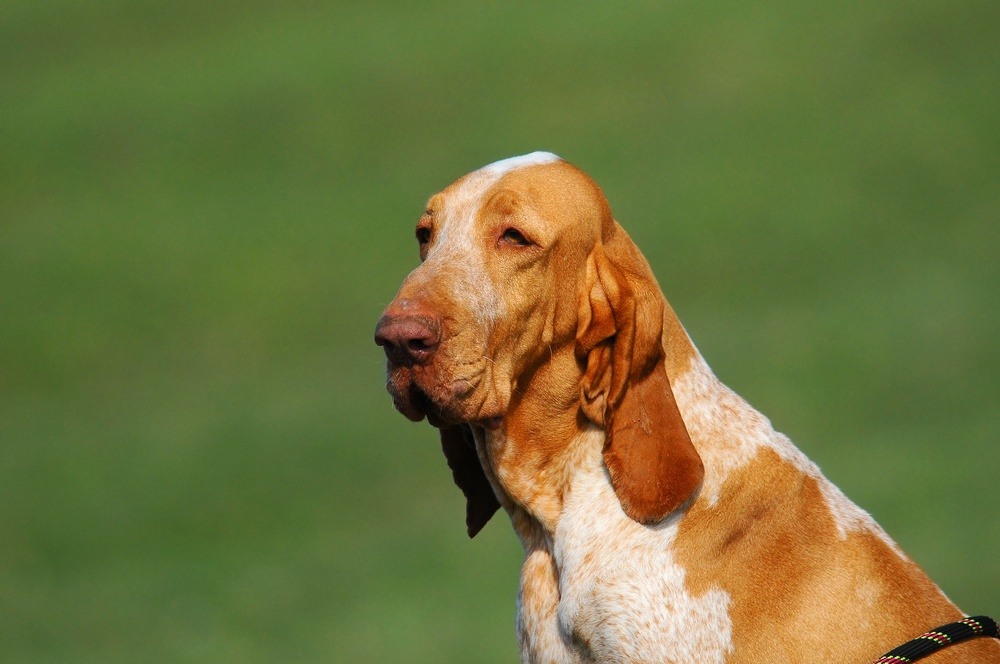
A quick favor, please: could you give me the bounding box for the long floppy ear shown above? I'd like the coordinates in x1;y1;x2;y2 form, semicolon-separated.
439;424;500;537
576;226;704;524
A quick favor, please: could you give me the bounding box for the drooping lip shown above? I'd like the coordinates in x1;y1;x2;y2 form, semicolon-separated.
388;379;439;423
386;368;503;430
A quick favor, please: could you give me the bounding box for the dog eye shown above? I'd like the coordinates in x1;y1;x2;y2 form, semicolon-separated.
415;226;431;245
500;227;531;247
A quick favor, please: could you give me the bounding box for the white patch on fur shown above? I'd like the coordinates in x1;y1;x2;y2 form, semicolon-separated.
422;152;562;323
672;354;906;554
422;175;501;322
481;151;562;176
517;427;734;664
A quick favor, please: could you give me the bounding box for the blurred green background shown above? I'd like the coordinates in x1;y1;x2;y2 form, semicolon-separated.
2;1;997;662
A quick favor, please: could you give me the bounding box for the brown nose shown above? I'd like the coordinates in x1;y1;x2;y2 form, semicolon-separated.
374;303;441;366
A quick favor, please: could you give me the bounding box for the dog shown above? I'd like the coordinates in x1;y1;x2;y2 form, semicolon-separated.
374;152;998;662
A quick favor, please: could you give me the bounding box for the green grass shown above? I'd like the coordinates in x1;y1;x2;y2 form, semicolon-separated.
1;1;997;661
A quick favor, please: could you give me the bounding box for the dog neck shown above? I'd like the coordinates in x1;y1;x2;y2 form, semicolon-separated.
472;341;587;538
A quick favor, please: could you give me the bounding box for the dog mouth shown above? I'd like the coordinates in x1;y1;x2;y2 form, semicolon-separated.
387;368;503;430
386;369;457;426
400;383;447;426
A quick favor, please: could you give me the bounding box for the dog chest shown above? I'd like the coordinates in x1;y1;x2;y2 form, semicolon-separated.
543;472;734;664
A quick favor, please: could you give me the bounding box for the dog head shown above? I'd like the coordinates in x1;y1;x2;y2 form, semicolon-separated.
375;153;702;535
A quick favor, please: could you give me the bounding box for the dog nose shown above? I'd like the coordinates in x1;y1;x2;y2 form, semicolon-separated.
374;303;441;366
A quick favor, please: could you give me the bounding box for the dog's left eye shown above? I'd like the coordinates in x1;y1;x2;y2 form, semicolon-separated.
500;227;531;247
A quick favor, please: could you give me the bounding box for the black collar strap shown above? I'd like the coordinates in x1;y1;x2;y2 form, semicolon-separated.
874;615;998;663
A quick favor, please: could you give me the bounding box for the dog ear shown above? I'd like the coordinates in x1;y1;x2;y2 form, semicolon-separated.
576;226;704;524
439;424;500;537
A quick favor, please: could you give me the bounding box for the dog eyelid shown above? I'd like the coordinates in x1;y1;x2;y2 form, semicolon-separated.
499;227;532;247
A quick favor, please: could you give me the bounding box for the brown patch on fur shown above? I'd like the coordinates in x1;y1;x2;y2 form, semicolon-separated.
674;448;998;661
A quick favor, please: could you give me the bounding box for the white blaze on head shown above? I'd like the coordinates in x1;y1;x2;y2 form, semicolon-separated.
479;151;562;177
423;152;563;322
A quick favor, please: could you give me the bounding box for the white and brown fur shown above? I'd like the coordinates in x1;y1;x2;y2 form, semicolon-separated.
374;153;998;663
